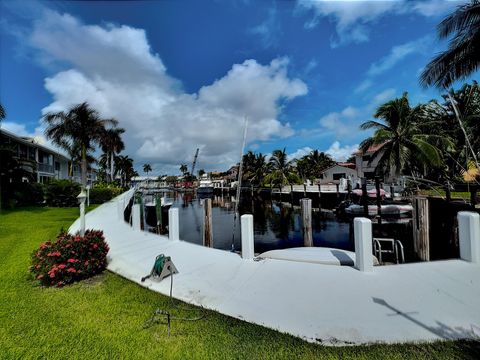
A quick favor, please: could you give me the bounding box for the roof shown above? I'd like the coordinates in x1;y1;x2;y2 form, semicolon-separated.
354;142;386;155
337;162;356;169
320;163;358;173
0;128;69;161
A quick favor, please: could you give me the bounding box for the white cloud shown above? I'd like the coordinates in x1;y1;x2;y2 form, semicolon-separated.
288;146;313;161
249;6;281;48
367;35;432;76
297;0;458;47
372;88;396;105
28;10;307;173
324;141;358;161
1;121;30;136
319;105;359;137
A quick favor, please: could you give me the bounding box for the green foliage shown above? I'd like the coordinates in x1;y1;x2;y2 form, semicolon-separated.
44;180;81;207
30;229;109;287
12;182;44;207
89;184;123;204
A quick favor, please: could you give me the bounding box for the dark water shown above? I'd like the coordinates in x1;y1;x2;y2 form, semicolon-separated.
158;191;352;254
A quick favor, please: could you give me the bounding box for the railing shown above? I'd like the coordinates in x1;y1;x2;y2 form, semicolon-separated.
38;163;54;173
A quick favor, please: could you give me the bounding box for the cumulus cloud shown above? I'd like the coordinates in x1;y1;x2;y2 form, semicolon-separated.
288;146;313;161
324;141;358;161
27;10;307;172
297;0;459;47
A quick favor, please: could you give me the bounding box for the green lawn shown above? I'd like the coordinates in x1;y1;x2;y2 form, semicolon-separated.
1;207;479;359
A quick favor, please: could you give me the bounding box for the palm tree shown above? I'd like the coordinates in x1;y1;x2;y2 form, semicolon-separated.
43;102;118;188
265;148;300;190
100;127;125;182
143;163;152;175
306;150;335;179
420;1;480;88
0;102;5;123
360;93;442;179
115;155;135;187
179;164;188;176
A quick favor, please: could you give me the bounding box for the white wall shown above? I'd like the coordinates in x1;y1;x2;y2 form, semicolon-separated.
319;165;358;184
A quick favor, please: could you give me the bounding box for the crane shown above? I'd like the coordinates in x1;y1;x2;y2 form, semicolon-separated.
191;148;199;177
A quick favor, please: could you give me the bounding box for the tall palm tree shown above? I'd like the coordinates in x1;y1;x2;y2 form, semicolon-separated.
360;93;442;179
306;150;335;179
143;163;152;175
115;155;135;187
0;102;5;123
179;164;188;176
100;127;125;182
43;102;118;188
265;148;300;190
420;0;480;88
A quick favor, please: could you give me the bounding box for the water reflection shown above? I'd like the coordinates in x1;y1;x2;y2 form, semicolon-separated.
163;190;352;254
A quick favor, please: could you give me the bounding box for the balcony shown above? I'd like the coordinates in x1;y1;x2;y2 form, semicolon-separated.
38;163;54;174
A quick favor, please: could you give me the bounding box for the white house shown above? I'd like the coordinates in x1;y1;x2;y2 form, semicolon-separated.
318;164;358;185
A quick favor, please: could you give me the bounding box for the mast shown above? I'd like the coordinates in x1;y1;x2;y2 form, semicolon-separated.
231;117;248;251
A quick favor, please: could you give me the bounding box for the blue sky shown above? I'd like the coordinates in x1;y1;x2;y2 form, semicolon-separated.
0;0;471;174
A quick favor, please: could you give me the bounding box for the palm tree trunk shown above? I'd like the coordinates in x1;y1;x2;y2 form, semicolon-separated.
110;152;114;183
81;145;87;189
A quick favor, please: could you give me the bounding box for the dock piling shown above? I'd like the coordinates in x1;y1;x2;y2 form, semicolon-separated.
301;198;313;247
354;217;373;272
458;211;480;263
203;198;213;247
132;204;141;231
412;197;430;261
168;208;179;241
241;214;254;260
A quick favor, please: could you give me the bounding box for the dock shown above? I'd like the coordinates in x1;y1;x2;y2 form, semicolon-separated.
69;190;480;345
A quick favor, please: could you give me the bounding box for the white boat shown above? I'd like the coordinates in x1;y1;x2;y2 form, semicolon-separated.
345;204;413;216
197;179;214;194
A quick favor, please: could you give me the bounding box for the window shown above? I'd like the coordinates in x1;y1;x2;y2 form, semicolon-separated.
333;173;346;181
55;161;60;171
362;155;371;162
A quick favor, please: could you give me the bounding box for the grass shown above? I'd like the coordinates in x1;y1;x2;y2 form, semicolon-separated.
1;207;479;359
417;189;472;200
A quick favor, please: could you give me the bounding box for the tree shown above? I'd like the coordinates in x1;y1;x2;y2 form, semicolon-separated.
179;164;188;176
0;102;5;123
198;169;205;177
143;163;152;175
360;92;442;179
43;102;118;188
305;150;335;179
264;148;300;189
420;0;480;88
100;127;125;182
115;155;135;187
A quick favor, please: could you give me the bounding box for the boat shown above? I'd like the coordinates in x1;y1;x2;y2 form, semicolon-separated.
197;179;214;194
344;204;413;216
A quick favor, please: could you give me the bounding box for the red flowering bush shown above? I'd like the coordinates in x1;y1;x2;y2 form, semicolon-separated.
30;230;109;287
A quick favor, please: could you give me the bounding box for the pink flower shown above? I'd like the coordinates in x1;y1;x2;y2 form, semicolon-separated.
67;268;77;273
67;259;77;263
58;264;66;269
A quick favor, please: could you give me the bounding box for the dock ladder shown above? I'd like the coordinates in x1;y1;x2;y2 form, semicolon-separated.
373;238;405;264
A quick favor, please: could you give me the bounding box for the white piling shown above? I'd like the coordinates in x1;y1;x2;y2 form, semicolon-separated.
169;208;179;241
79;201;86;237
458;211;480;264
241;214;254;260
354;217;373;272
132;204;141;231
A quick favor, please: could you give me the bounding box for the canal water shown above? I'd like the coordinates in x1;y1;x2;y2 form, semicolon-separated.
162;190;352;254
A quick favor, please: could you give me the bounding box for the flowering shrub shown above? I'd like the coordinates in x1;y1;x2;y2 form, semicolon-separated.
30;230;109;287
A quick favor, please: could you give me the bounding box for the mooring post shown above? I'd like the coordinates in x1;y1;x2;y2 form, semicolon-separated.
203;198;213;247
347;179;352;200
354;217;373;272
458;211;480;263
132;204;141;231
470;186;478;209
412;196;430;261
318;183;322;211
445;182;451;203
241;214;254;259
361;178;368;217
336;183;340;199
168;207;179;241
390;185;395;200
375;176;382;225
301;198;313;247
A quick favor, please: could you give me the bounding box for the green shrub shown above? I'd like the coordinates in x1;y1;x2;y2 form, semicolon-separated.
30;230;109;287
89;184;123;204
12;182;44;206
44;180;81;207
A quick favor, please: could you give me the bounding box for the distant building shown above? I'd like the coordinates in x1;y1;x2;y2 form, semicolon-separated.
318;164;358;185
0;128;94;184
354;143;385;180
